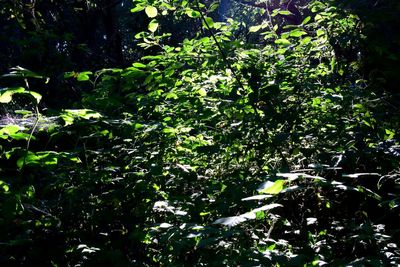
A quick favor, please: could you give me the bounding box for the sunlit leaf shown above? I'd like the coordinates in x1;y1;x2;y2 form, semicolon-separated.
342;173;381;179
208;2;219;12
2;66;43;79
272;9;292;17
316;29;325;36
300;36;312;45
132;62;147;68
163;127;176;134
306;217;317;225
241;195;273;201
0;87;25;103
252;203;282;213
203;17;214;28
198;88;207;97
258;180;286;194
0;180;9;192
145;6;158;18
17;151;59;169
60;109;102;126
249;25;262;33
159;223;173;228
213;216;247;227
275;39;291;46
186;9;200;18
301;16;311;25
9;132;32;141
76;71;92;81
213;204;281;227
130;5;145;13
289;29;307;37
0;90;13;103
28;91;42;103
0;125;20;136
148;19;159;32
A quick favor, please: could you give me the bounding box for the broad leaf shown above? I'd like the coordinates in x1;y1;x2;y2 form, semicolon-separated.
258;180;286;194
145;6;158;18
148;19;159;32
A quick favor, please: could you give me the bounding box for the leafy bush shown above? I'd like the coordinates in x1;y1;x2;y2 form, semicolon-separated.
0;0;399;266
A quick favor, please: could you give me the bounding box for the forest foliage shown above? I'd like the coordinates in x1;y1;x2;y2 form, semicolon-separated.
0;0;400;266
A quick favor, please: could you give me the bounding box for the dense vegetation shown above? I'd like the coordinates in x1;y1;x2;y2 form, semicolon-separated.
1;0;399;265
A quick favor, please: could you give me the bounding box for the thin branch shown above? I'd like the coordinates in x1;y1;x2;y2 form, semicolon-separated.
194;0;245;91
194;0;290;170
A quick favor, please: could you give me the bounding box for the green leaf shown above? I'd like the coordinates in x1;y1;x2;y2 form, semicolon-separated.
278;10;292;16
9;132;32;141
208;2;219;12
28;91;42;103
289;29;307;37
130;5;145;13
256;211;265;220
258;180;286;194
330;57;336;71
148;19;159;32
0;180;9;192
165;92;178;99
0;125;20;139
134;123;143;129
274;39;291;46
132;62;147;68
300;37;312;45
199;37;210;45
145;6;158;18
301;16;311;25
123;67;145;78
17;151;62;169
0;87;25;103
0;90;13;103
76;71;92;81
163;127;177;134
203;17;214;28
61;109;102;126
272;9;292;17
186;9;200;18
385;129;395;139
198;88;207;97
249;25;262;33
316;29;325;36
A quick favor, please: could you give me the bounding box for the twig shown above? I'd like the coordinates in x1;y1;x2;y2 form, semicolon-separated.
21;78;40;171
